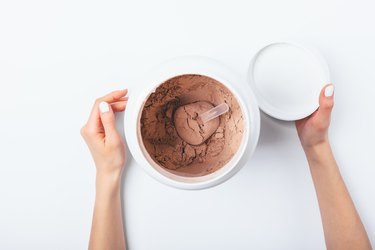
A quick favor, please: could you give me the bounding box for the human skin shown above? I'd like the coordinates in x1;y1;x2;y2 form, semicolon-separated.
296;84;372;250
80;85;371;249
80;89;128;250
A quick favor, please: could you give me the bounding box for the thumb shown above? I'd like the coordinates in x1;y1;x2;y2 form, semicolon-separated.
99;101;118;138
316;84;334;123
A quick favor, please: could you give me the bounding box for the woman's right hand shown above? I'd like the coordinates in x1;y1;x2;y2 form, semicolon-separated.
296;84;372;249
295;84;334;149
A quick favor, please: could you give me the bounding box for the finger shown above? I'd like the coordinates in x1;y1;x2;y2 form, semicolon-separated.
110;100;128;111
85;89;128;132
109;97;128;106
91;89;128;116
116;96;129;102
316;84;334;124
98;101;118;139
101;89;128;103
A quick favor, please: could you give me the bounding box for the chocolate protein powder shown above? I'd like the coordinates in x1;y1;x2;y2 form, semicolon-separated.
140;74;244;177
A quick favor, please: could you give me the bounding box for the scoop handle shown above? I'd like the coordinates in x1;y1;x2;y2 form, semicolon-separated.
199;103;229;123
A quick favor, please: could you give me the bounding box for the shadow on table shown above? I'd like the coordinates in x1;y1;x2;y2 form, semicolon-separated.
257;111;297;147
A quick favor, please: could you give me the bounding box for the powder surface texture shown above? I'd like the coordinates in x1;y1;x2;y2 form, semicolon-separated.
140;74;244;176
174;101;220;146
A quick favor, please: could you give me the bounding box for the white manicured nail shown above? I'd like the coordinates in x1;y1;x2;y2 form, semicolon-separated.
99;101;109;113
324;85;334;97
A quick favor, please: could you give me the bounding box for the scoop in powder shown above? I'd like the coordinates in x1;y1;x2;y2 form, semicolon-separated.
174;101;220;146
140;74;244;177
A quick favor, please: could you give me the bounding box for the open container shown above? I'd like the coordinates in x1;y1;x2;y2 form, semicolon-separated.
124;42;330;190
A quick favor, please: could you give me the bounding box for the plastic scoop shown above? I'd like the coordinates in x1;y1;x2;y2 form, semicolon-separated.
199;103;229;124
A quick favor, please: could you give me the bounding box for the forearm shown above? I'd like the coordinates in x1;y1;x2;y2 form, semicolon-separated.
89;174;126;250
304;141;371;250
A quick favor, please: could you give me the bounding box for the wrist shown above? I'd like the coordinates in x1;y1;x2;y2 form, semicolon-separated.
96;171;122;193
95;161;123;182
303;140;335;167
302;139;330;154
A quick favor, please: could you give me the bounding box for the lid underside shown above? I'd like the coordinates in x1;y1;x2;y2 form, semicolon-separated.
248;42;330;121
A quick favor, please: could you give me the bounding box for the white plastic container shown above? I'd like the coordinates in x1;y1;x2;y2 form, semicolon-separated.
124;42;330;190
124;56;261;190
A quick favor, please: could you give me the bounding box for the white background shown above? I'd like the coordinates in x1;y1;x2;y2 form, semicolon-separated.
0;0;374;249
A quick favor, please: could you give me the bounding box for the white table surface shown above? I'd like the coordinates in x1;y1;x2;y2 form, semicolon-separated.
0;0;374;249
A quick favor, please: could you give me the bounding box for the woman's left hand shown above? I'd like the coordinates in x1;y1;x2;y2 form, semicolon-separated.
80;89;128;179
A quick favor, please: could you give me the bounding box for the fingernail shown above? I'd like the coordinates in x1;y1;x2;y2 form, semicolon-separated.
99;101;109;113
324;85;334;97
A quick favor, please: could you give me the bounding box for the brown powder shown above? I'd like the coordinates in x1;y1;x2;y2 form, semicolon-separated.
140;74;244;177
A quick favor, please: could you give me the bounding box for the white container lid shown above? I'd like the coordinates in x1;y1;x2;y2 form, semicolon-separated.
247;42;330;121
